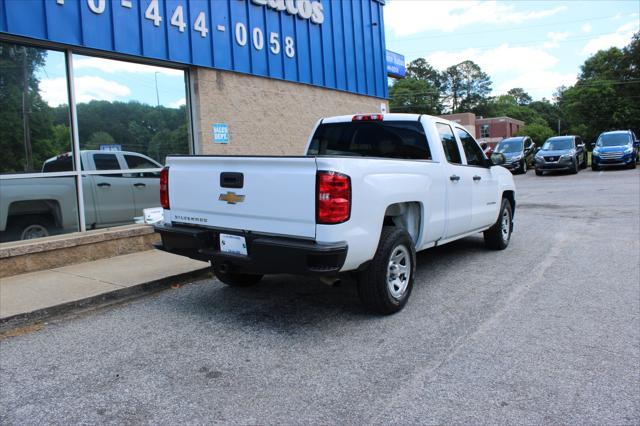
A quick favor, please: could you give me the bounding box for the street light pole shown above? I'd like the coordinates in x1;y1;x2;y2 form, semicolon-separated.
154;71;160;107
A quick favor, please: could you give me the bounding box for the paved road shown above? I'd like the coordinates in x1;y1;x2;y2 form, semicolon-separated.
1;168;639;425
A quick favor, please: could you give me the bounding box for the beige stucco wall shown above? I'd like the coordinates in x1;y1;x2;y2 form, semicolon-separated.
192;68;387;155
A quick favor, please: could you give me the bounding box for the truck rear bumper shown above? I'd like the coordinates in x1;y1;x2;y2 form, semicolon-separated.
154;223;347;276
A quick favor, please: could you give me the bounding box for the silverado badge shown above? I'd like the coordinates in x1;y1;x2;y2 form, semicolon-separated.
219;191;245;204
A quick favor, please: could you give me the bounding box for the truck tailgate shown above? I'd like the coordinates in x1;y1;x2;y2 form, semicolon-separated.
166;156;318;238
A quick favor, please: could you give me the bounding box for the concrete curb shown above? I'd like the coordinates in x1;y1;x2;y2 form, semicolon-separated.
0;267;211;332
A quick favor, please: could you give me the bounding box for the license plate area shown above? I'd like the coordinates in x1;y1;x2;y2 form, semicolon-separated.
219;233;248;256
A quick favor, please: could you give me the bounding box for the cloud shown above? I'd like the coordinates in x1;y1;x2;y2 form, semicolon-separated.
40;76;131;106
496;71;577;97
424;43;573;99
39;77;69;107
385;1;567;37
544;31;570;48
73;57;183;77
169;97;186;108
426;44;559;75
582;21;639;54
581;23;592;33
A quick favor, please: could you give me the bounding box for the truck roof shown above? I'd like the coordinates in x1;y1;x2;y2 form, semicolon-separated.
321;113;460;128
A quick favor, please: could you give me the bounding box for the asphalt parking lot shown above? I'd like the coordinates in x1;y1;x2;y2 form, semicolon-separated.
1;167;639;424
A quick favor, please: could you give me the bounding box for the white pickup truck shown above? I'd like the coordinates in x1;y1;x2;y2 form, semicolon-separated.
155;114;515;314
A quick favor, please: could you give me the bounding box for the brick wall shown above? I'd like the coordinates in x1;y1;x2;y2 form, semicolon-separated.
193;68;387;155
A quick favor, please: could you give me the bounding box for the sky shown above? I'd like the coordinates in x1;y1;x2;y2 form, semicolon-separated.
384;0;640;100
37;52;187;109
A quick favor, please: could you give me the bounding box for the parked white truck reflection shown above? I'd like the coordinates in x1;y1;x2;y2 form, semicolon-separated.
0;150;162;241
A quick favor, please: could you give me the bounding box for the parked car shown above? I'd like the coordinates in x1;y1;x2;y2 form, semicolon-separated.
534;135;587;176
493;136;536;174
591;130;639;170
0;150;162;241
154;113;516;314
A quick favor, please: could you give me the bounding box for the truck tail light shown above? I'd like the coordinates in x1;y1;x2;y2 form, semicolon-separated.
317;171;351;224
160;166;170;209
352;114;383;121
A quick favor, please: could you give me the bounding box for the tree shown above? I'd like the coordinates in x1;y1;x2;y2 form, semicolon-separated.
442;60;492;113
389;78;442;114
506;88;532;105
557;32;640;142
405;58;443;89
516;123;555;146
86;131;116;149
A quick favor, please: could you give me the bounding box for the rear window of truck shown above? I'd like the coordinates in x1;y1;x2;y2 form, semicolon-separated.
307;121;432;160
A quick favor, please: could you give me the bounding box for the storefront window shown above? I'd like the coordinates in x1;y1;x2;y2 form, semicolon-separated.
0;41;191;244
72;54;189;228
0;42;73;174
0;42;79;242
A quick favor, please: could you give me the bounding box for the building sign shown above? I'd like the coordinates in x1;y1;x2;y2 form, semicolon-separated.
0;0;388;99
212;123;229;144
386;50;406;78
100;144;122;151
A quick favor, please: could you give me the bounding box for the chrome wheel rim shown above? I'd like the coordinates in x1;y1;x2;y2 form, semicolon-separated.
500;209;511;242
387;245;411;300
21;224;49;240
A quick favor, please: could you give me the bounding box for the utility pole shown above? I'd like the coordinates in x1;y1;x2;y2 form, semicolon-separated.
21;46;33;171
154;71;160;107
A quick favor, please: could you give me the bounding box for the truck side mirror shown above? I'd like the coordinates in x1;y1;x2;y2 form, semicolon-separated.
490;152;506;166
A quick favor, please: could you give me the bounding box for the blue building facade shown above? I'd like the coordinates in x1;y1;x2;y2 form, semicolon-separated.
0;0;388;98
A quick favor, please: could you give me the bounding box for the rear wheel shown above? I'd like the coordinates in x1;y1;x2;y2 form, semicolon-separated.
212;261;263;287
592;163;600;171
357;226;415;315
535;169;543;176
7;214;55;241
581;153;588;169
484;198;512;250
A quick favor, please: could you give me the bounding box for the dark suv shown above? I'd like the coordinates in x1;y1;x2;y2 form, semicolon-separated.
493;136;536;174
591;130;638;170
534;135;587;176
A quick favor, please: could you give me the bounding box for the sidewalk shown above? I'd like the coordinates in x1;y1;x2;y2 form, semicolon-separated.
0;250;209;327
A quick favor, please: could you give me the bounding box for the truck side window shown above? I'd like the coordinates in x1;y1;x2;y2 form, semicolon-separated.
93;154;120;170
124;154;161;178
457;128;486;167
436;123;461;164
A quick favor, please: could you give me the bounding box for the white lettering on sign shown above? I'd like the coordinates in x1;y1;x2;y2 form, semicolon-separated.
87;0;106;14
251;0;324;25
53;0;298;58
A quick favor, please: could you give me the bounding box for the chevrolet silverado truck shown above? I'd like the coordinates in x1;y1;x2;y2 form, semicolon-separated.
155;114;516;314
0;150;162;241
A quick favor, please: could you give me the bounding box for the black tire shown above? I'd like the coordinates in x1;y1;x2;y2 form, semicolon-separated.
484;198;513;250
357;226;416;315
580;153;587;169
6;214;54;241
571;158;579;174
535;169;543;176
592;163;600;171
212;261;263;287
520;160;527;174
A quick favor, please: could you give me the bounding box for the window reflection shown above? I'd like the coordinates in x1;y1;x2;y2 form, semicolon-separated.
0;42;73;174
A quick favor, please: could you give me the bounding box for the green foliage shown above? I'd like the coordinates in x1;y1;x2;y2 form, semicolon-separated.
516;123;555;146
86;131;116;149
389;78;442;114
506;88;532;105
558;32;639;142
442;60;492;113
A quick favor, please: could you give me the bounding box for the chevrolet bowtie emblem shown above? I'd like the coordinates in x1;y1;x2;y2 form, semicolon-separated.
219;191;245;204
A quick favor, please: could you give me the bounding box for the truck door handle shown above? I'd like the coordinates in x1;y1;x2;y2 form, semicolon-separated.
449;175;460;182
133;183;146;188
97;182;111;188
473;175;482;181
